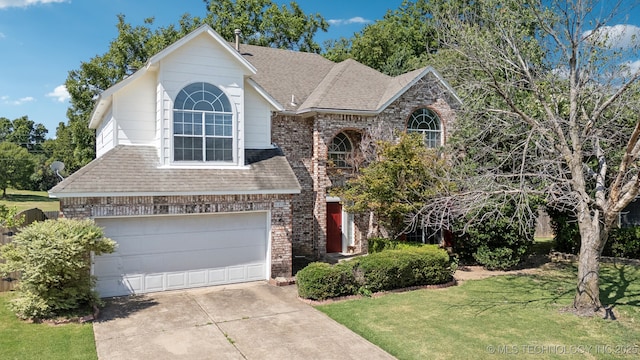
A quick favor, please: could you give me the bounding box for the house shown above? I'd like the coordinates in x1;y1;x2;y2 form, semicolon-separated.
49;24;460;297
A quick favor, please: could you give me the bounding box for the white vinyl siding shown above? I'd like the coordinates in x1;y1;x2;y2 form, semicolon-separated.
95;110;114;158
244;86;272;148
112;72;156;145
159;34;246;166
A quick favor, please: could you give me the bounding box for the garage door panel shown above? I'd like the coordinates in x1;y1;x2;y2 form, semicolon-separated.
94;212;269;297
103;213;265;237
101;228;266;257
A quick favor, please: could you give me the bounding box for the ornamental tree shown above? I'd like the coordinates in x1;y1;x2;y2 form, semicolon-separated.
424;0;640;316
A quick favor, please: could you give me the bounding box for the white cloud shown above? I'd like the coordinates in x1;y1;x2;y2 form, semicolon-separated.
0;32;5;39
2;96;35;105
583;24;640;49
0;0;68;9
46;84;70;102
328;17;371;26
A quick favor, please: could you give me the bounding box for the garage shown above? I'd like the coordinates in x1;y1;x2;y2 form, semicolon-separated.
93;212;269;298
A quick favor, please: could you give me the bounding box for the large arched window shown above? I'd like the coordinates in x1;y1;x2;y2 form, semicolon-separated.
173;82;233;162
407;108;441;148
328;132;353;168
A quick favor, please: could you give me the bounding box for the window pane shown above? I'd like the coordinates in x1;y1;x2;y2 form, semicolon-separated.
194;101;214;111
173;82;234;162
408;108;442;148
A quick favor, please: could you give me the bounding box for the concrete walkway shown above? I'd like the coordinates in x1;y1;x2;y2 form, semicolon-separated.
93;282;395;359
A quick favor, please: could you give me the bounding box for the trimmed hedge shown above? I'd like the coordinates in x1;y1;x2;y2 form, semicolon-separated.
296;245;454;300
368;237;426;253
296;262;356;300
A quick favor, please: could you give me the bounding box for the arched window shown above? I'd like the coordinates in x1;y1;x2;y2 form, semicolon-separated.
328;132;353;168
407;108;441;148
173;82;233;162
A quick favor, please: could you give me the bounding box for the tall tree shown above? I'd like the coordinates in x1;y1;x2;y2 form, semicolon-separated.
0;142;35;198
204;0;328;53
0;116;48;153
424;0;640;316
323;0;464;75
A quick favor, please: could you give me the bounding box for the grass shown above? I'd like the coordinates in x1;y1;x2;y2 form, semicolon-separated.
316;263;640;359
0;292;97;360
0;189;59;212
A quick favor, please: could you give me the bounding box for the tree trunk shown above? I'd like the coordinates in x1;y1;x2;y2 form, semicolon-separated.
573;216;605;316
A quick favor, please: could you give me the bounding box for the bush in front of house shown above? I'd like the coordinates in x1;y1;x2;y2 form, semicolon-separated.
296;262;356;300
353;246;453;292
0;219;116;320
453;203;536;270
367;237;426;253
296;245;453;300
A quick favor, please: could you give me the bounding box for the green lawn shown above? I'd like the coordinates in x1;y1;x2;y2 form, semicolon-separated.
0;189;59;212
317;263;640;359
0;292;97;360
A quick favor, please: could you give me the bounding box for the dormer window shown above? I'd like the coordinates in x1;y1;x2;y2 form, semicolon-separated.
407;108;441;148
173;82;233;162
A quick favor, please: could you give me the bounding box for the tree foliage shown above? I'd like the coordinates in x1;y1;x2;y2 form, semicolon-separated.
0;116;48;153
324;0;438;75
204;0;328;53
333;132;453;238
0;116;56;191
425;0;640;315
0;142;35;198
0;219;116;320
0;204;24;229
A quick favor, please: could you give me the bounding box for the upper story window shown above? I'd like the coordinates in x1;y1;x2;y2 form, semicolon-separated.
173;82;233;162
328;132;353;168
407;108;441;148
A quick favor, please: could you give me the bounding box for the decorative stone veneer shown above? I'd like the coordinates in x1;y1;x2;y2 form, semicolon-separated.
272;75;457;260
59;194;294;278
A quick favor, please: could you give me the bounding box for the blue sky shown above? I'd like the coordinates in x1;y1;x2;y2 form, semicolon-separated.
0;0;402;138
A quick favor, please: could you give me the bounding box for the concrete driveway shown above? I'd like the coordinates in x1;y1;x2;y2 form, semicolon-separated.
93;281;395;359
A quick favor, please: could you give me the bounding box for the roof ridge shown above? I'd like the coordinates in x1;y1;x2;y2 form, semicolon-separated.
298;60;353;110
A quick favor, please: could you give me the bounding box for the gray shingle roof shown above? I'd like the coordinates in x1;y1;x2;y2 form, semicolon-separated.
238;44;449;114
238;44;336;112
50;145;300;197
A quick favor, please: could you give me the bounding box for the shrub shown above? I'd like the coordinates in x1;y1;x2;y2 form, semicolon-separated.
296;246;453;300
473;246;521;270
547;208;580;254
548;208;640;259
368;237;426;253
605;228;640;259
296;262;356;300
454;203;535;270
0;219;116;320
353;246;452;292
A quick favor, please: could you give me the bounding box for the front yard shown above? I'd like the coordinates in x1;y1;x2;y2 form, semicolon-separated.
0;292;97;360
317;262;640;359
1;261;638;359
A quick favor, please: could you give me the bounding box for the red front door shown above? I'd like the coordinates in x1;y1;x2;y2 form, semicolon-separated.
326;202;342;253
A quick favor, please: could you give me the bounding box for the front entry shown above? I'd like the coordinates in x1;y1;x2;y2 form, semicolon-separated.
326;202;342;253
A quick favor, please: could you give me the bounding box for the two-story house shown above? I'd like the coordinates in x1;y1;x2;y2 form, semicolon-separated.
50;25;459;297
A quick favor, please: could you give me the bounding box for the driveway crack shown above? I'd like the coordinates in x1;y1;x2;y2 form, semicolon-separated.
187;291;248;359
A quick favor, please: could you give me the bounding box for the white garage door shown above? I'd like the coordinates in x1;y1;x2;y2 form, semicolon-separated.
94;212;269;298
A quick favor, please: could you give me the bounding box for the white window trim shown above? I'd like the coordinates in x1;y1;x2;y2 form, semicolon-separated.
170;82;239;166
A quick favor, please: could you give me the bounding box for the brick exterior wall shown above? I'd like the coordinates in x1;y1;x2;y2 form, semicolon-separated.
272;74;457;260
59;194;294;278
